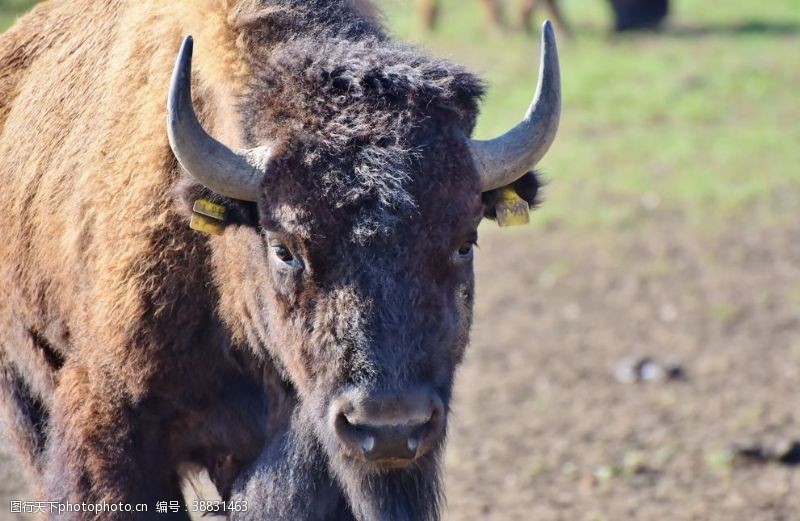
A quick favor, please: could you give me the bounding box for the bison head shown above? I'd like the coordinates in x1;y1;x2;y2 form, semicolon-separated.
166;21;559;520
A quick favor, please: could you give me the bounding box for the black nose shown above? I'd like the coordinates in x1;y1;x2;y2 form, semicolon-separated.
331;387;445;464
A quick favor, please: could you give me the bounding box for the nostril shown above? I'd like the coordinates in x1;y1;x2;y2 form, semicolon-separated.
341;413;355;427
407;435;420;453
334;413;380;459
361;435;375;453
406;409;438;456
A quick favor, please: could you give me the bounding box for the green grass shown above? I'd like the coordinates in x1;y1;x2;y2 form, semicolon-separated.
0;0;36;30
3;0;799;228
380;0;800;227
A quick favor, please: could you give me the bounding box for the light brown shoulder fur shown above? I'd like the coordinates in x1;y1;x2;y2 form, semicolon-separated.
0;0;267;499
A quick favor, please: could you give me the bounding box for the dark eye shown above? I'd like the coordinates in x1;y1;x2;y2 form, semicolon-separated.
271;244;299;267
456;241;475;260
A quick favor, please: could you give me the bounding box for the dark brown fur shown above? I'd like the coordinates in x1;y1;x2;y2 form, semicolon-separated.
0;0;539;519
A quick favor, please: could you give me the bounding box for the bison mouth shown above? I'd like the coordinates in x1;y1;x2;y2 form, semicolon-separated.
328;441;445;521
365;456;421;470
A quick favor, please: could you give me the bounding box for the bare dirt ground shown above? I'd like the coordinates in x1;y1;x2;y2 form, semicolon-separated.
2;207;799;520
448;209;800;521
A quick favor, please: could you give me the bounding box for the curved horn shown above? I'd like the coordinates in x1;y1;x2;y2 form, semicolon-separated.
470;21;561;192
167;36;268;202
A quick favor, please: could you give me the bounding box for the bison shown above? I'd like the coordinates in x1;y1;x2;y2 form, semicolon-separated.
419;0;572;36
0;0;560;519
420;0;669;34
609;0;669;31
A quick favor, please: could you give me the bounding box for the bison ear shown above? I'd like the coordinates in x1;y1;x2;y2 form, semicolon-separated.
173;175;260;231
481;171;543;222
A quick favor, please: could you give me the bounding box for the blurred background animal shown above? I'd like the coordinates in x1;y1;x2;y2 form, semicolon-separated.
418;0;572;35
418;0;670;34
608;0;669;31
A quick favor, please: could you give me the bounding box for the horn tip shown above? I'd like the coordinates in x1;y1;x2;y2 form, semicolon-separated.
541;20;556;40
540;20;559;62
180;35;194;56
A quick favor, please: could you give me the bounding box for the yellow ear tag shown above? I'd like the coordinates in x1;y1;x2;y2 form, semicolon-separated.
189;199;228;236
193;199;228;221
495;187;530;227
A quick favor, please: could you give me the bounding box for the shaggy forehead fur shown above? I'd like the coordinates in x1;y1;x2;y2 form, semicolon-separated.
241;25;485;241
